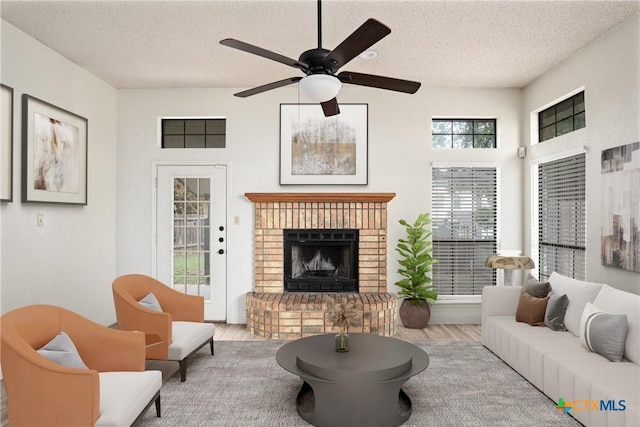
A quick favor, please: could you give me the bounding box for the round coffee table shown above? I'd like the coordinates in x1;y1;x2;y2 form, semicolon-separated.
276;333;429;427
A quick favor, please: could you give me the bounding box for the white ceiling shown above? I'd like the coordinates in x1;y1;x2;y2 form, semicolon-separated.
1;0;638;92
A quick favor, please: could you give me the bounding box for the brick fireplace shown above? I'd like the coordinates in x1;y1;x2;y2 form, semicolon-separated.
245;193;397;339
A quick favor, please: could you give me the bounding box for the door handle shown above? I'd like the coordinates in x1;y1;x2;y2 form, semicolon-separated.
218;249;224;254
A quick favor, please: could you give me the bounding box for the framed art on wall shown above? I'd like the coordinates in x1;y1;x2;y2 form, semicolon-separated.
280;103;368;185
601;141;640;272
22;94;88;204
1;84;13;202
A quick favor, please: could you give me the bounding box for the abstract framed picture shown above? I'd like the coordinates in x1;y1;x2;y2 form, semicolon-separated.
1;84;13;202
22;94;88;204
601;141;640;272
280;103;368;185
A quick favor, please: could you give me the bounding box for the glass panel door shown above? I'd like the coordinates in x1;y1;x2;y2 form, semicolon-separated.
156;164;227;320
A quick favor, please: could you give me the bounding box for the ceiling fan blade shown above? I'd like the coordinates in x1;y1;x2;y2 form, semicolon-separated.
220;38;308;70
338;71;421;94
322;19;390;71
320;98;340;117
234;77;302;98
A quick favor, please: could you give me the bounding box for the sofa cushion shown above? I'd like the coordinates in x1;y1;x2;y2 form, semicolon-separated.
506;323;578;389
138;292;163;312
580;302;628;362
37;332;89;369
515;291;549;326
593;284;640;365
95;370;162;427
522;273;551;298
548;272;605;337
544;291;569;331
544;351;639;426
589;379;640;427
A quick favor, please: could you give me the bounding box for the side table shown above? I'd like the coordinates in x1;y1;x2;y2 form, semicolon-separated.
144;334;162;348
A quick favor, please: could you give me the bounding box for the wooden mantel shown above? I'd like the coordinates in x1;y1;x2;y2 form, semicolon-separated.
244;193;396;203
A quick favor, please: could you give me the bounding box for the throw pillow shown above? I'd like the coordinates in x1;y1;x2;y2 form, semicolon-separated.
522;273;551;298
579;302;628;362
592;284;640;365
548;272;604;337
515;291;550;326
138;292;163;312
37;331;89;369
544;291;569;331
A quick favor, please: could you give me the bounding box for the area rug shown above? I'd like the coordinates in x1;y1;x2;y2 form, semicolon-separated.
135;340;581;427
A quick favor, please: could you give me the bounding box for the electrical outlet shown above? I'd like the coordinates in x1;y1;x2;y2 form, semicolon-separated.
37;214;44;227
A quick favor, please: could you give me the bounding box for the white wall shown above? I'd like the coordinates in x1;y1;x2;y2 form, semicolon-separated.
522;15;640;294
117;86;522;324
0;21;118;324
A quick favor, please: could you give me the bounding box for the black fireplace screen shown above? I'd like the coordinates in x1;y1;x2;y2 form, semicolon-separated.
284;229;358;292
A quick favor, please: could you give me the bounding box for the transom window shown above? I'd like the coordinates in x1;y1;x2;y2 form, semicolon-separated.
162;118;226;148
538;92;585;142
432;119;496;148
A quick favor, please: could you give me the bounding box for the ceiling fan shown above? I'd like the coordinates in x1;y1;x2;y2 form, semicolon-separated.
219;0;421;117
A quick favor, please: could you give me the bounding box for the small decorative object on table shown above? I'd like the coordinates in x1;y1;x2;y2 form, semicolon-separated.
326;297;360;352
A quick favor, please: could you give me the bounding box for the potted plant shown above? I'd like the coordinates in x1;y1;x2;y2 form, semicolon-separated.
395;213;438;329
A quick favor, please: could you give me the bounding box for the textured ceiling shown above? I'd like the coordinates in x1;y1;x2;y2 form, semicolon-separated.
1;0;638;91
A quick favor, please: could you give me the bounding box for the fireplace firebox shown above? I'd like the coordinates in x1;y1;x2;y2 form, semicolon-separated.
284;229;358;292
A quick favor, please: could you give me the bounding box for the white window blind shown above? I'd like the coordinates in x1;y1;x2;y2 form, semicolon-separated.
537;154;586;280
431;167;497;295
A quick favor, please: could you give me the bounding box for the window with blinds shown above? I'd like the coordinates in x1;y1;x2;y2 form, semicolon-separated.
537;154;586;280
431;167;497;295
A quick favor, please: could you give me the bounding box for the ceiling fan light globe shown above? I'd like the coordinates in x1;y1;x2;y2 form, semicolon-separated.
300;74;342;103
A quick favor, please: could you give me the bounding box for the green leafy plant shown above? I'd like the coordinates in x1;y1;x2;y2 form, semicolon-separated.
395;213;438;305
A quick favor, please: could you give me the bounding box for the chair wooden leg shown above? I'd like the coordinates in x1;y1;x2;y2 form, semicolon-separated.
132;390;161;425
179;359;187;382
155;394;161;417
210;337;214;355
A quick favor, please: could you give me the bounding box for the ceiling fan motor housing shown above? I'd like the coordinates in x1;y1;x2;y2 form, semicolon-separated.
299;48;337;75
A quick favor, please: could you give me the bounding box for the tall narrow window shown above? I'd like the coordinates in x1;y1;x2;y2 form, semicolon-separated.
538;92;585;142
431;167;497;295
536;154;586;280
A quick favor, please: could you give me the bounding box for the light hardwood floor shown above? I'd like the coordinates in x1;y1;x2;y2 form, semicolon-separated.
213;323;482;343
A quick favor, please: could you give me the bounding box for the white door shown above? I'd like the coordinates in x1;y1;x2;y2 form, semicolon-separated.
156;164;227;321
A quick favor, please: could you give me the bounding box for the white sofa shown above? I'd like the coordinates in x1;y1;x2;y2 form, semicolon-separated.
482;272;639;426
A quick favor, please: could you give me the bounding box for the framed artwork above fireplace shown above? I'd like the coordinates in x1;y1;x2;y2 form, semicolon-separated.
279;103;368;185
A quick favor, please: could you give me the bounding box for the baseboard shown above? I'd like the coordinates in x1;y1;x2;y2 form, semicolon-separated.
429;301;482;324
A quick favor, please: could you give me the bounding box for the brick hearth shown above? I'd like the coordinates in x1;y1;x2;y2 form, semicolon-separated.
245;292;396;340
245;193;397;339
